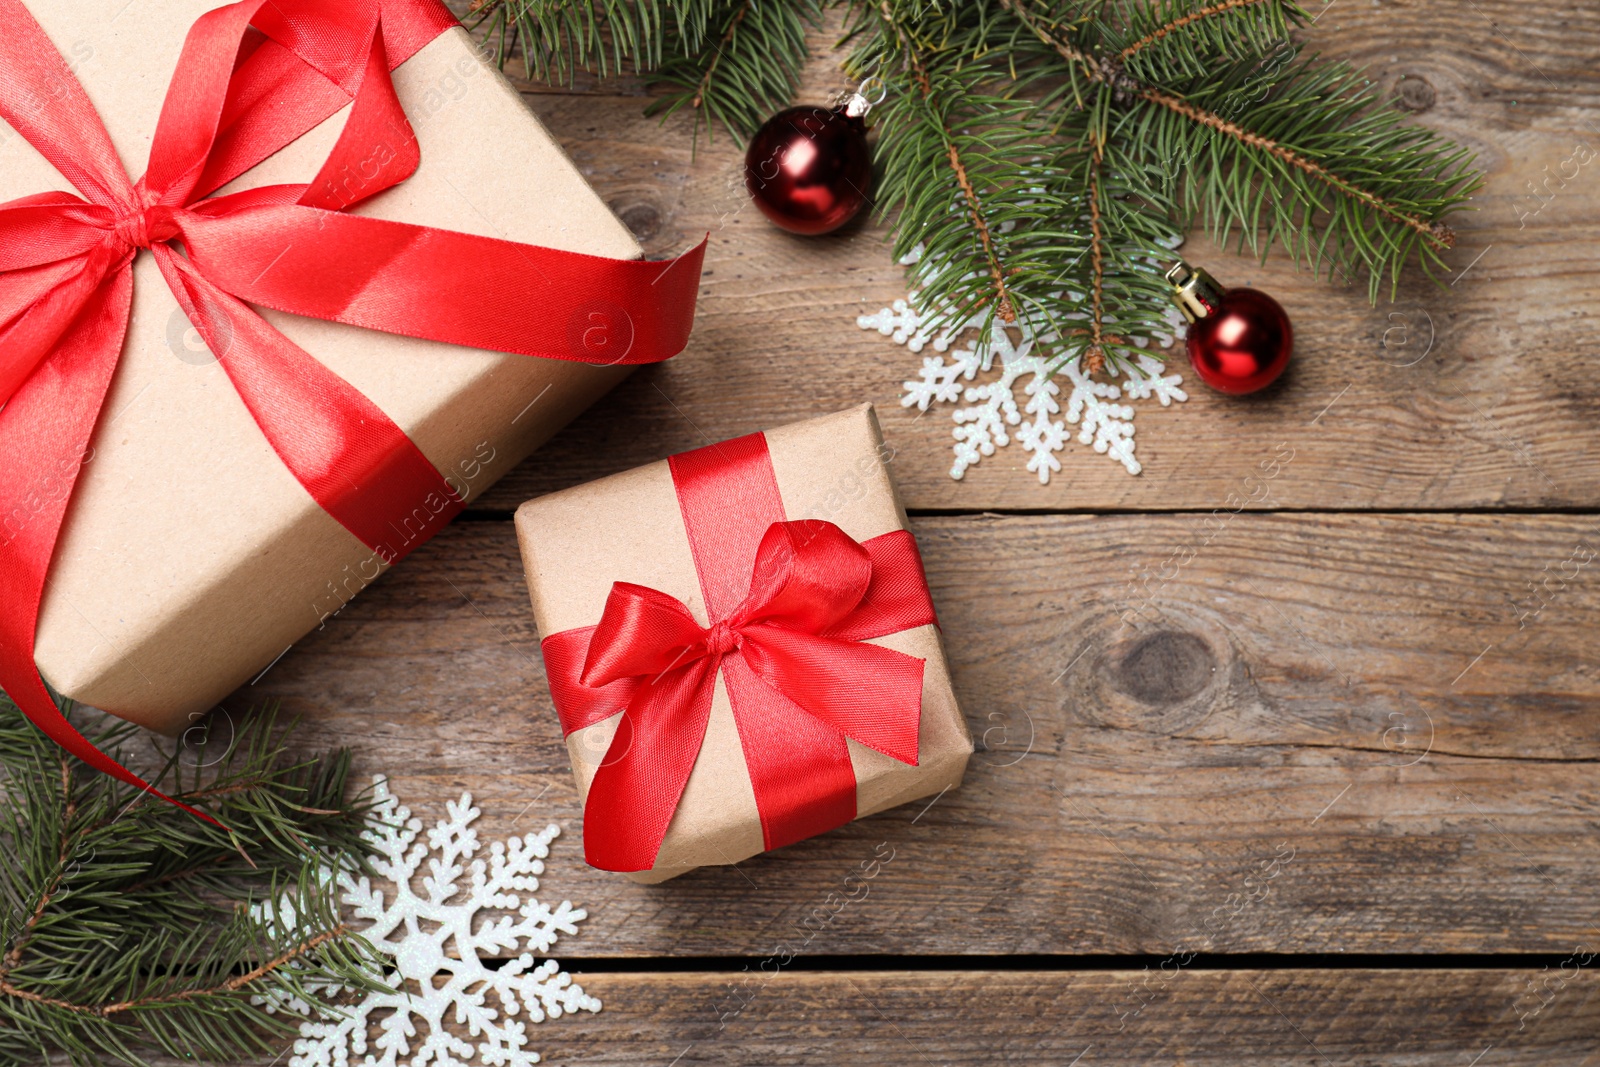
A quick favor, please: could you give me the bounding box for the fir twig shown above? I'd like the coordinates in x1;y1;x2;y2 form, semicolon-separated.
690;0;749;108
0;698;381;1066
881;0;1019;323
1085;133;1108;373
1118;0;1277;61
0;924;351;1015
1133;82;1456;249
848;0;1479;371
95;926;351;1016
647;0;820;145
996;0;1095;72
1005;0;1469;266
0;757;72;977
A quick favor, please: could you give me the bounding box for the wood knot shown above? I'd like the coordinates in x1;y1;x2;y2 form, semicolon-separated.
1061;613;1232;737
617;202;663;242
1394;74;1437;113
1111;630;1216;706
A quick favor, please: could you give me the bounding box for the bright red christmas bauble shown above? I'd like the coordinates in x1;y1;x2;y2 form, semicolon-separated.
1185;287;1293;395
744;106;871;235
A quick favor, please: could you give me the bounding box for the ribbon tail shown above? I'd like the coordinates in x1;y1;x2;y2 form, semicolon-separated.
152;248;462;564
739;627;924;766
581;659;719;873
720;653;857;852
0;266;218;825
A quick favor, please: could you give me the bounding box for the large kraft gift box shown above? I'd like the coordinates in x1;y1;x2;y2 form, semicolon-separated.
515;404;972;883
4;1;647;731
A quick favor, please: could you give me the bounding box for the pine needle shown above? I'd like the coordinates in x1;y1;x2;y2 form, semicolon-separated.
0;697;381;1066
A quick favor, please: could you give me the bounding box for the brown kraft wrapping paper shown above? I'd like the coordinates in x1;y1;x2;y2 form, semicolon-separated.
514;404;972;883
3;0;647;732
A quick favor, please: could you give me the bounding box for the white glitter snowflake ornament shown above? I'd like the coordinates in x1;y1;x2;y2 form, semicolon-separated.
861;245;1189;485
255;778;598;1067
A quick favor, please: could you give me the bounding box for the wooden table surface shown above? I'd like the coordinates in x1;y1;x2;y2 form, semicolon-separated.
222;2;1600;1063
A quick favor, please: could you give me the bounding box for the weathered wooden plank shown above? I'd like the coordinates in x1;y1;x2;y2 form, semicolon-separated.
459;0;1600;513
232;512;1600;956
499;968;1600;1066
149;969;1600;1066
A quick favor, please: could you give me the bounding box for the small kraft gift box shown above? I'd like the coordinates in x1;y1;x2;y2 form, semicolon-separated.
0;0;702;792
515;404;972;882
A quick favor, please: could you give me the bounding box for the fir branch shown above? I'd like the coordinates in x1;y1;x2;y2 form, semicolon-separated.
852;0;1176;371
484;0;1481;368
647;0;820;144
948;132;1021;323
0;698;380;1066
467;0;669;84
865;0;1047;326
996;0;1096;75
1113;0;1301;75
993;0;1477;303
1134;82;1455;249
1118;0;1277;60
0;760;71;978
690;0;747;108
469;0;818;143
95;926;350;1016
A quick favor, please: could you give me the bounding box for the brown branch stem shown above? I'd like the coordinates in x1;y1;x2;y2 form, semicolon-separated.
0;978;92;1014
1;756;79;980
0;926;351;1017
1085;137;1107;374
1118;0;1275;61
1135;85;1454;248
883;1;1017;322
1000;0;1453;251
691;0;750;109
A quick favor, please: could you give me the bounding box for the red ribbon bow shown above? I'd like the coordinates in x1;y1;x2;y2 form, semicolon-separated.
541;432;937;872
0;0;705;821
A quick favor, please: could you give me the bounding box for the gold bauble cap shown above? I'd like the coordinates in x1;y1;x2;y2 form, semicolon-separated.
1165;261;1225;323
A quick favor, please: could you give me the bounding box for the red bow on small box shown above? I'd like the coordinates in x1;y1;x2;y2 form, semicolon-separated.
0;0;705;821
541;432;938;873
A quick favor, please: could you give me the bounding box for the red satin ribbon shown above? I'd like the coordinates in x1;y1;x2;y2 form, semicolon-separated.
541;432;937;872
0;0;705;822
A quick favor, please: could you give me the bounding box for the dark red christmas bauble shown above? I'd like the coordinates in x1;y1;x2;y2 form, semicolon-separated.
745;105;871;235
1167;264;1292;395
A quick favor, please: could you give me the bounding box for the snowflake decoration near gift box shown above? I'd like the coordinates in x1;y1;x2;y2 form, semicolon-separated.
253;777;598;1067
859;247;1190;485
